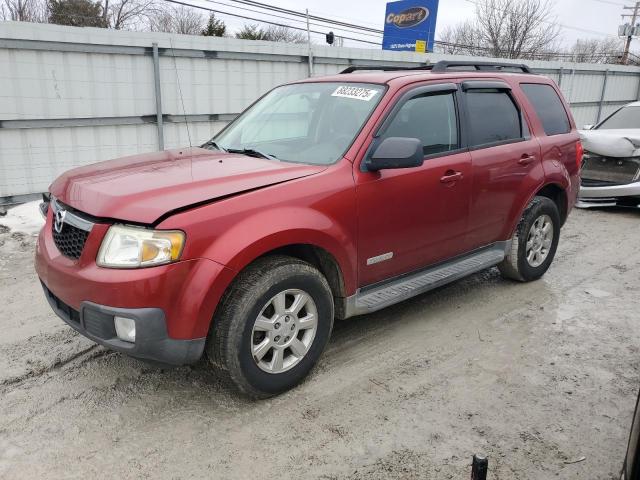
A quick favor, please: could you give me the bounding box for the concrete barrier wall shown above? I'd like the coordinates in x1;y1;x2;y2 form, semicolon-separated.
2;22;640;200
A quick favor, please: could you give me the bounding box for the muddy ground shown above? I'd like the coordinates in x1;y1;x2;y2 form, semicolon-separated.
1;208;639;479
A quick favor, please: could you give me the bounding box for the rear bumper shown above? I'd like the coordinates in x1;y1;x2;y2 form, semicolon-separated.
41;282;205;365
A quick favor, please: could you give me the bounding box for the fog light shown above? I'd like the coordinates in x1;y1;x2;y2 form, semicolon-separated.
114;316;136;343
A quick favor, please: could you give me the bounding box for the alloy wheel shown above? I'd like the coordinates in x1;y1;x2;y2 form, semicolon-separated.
526;214;554;268
251;289;318;374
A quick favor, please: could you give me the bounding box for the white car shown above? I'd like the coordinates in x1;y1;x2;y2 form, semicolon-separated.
578;101;640;208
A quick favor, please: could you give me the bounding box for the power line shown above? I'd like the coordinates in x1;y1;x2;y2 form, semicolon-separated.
223;0;384;34
162;0;382;45
197;0;384;40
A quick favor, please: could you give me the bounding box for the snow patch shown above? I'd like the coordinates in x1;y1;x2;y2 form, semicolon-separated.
0;201;45;235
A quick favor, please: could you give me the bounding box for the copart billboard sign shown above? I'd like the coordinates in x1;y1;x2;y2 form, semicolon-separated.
382;0;439;53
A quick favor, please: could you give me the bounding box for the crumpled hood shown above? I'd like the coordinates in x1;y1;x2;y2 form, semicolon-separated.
49;147;325;224
579;129;640;157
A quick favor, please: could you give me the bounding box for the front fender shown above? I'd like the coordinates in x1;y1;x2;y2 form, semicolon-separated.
200;206;357;295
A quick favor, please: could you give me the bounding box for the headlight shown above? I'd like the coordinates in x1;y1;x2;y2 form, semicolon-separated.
97;224;185;268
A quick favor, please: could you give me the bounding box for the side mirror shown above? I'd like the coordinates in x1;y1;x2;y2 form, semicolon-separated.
583;124;594;130
365;137;424;171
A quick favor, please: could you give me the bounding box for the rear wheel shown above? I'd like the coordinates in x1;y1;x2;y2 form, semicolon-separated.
498;196;561;282
207;255;334;398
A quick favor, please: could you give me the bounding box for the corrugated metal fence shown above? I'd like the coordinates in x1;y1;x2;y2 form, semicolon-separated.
2;21;640;201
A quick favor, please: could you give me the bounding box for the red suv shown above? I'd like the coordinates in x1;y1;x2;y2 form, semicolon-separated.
35;61;581;397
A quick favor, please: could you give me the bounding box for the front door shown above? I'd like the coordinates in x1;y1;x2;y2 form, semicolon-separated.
355;85;472;287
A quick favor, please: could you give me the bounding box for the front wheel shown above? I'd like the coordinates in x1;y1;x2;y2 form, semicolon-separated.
498;196;561;282
207;255;334;398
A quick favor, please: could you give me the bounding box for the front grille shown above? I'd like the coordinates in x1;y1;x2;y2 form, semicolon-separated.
581;178;618;187
52;221;89;260
582;154;640;185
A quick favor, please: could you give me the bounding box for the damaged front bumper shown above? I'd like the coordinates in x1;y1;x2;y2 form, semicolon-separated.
578;152;640;207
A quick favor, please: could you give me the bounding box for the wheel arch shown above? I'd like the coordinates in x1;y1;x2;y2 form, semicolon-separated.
535;183;568;225
205;239;353;335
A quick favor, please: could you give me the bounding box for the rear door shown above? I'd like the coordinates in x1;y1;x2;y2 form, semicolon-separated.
519;82;579;203
462;80;544;249
354;82;473;287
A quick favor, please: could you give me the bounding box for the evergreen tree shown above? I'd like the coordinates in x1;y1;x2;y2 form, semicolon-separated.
48;0;106;27
201;13;225;37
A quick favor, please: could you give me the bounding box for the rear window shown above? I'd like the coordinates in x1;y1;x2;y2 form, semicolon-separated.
521;83;571;136
466;90;522;147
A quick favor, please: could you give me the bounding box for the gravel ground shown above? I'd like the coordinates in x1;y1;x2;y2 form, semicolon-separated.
0;207;639;479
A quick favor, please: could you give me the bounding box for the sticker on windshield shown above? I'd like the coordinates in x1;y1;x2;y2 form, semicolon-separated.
331;86;379;101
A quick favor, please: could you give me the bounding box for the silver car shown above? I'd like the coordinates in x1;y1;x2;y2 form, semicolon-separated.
578;101;640;208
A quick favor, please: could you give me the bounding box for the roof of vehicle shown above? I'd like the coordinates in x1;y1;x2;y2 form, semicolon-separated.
295;62;551;88
300;70;546;87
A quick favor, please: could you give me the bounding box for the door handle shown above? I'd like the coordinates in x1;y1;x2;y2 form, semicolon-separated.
518;154;536;166
440;170;463;183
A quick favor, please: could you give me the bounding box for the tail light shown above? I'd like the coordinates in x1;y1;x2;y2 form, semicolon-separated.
576;140;584;170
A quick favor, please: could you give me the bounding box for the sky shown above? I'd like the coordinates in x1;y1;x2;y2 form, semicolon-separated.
188;0;630;50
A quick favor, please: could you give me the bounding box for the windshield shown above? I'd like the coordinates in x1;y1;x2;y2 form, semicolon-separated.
597;106;640;130
209;82;385;165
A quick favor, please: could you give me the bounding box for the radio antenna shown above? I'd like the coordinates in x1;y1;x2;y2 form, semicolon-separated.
168;36;193;149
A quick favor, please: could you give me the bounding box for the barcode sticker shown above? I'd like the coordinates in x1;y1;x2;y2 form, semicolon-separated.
331;86;379;101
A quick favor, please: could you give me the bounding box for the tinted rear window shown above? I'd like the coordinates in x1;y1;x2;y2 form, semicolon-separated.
466;90;522;147
521;83;571;136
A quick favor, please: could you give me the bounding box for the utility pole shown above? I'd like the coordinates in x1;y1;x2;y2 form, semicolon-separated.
621;1;640;64
306;8;313;77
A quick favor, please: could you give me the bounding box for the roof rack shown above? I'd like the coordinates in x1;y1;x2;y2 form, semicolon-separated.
339;65;432;74
431;61;533;73
339;61;533;75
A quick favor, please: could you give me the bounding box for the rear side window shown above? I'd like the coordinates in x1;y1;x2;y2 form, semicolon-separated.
521;83;571;136
465;90;522;147
382;92;458;156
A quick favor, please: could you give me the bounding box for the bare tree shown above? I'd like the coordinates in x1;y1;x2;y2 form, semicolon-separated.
1;0;46;21
570;37;623;64
436;0;561;59
106;0;158;30
149;4;204;35
436;20;484;55
263;25;306;44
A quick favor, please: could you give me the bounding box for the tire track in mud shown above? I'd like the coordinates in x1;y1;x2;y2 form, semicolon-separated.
1;209;639;479
0;344;110;388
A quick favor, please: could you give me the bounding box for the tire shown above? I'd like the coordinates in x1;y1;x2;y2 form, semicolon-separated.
498;196;561;282
207;255;334;398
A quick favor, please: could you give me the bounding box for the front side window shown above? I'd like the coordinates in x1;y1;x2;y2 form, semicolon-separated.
211;82;385;165
466;90;522;147
381;92;458;156
521;83;570;136
597;105;640;130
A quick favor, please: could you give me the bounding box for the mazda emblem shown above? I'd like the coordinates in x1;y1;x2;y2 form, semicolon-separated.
54;209;67;234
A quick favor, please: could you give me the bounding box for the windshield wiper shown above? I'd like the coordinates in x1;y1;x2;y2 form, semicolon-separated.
226;148;277;160
202;140;226;151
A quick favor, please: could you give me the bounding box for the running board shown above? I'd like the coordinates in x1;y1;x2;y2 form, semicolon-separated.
344;242;509;318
